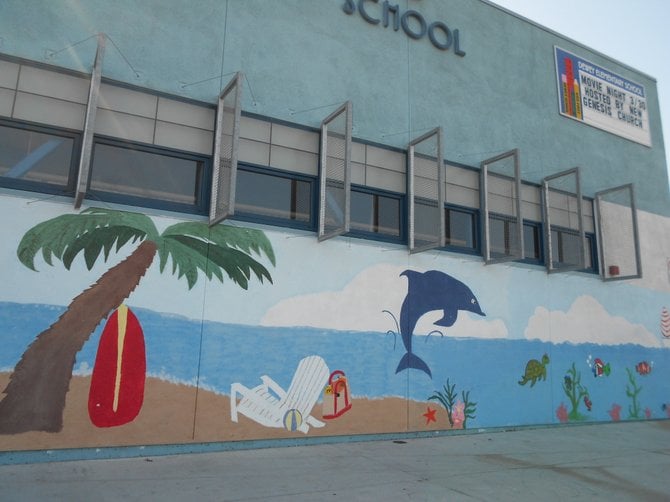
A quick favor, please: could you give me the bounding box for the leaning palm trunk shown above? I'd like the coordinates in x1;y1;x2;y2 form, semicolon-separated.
0;241;157;433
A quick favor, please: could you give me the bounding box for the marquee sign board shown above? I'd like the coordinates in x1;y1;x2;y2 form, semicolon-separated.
554;46;651;147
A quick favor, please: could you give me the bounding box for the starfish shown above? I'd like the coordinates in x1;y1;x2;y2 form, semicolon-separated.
423;406;437;424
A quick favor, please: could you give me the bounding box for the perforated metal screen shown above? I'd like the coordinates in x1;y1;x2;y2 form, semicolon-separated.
542;168;585;273
595;184;641;280
481;149;523;264
408;127;444;253
209;72;242;226
318;101;351;241
74;34;105;209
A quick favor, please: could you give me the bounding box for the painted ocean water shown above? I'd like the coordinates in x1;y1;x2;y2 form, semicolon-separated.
1;302;667;429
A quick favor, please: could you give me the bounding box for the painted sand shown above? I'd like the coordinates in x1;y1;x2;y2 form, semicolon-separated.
0;373;457;452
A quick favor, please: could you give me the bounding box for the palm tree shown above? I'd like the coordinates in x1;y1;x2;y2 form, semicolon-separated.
0;207;275;434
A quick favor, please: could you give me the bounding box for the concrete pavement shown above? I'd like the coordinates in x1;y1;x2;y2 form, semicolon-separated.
1;421;669;501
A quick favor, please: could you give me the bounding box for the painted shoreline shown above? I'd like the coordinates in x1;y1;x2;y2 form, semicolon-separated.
0;373;458;452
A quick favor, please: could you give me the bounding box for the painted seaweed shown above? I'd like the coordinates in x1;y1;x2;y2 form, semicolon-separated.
429;379;476;429
625;367;643;419
561;363;589;421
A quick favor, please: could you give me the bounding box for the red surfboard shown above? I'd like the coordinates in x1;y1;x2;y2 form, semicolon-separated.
88;304;146;427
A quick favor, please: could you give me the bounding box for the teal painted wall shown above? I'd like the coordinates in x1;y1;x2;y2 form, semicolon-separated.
1;0;668;214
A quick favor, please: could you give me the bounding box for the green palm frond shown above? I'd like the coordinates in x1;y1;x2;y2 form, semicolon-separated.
158;235;219;290
158;222;275;290
163;222;276;266
17;208;159;271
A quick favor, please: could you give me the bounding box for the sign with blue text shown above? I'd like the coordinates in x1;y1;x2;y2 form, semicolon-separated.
554;46;651;146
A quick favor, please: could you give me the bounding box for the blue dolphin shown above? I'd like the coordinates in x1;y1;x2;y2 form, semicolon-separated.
397;270;486;377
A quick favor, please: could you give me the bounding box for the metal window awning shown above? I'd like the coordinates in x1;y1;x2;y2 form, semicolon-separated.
408;127;444;253
209;72;243;226
318;101;352;241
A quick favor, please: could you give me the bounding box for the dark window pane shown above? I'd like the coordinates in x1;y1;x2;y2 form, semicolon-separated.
351;190;400;237
90;143;203;205
489;214;520;258
414;199;440;244
551;229;583;269
524;223;540;260
489;215;509;256
376;194;401;236
585;235;594;270
0;125;74;187
550;229;560;266
351;190;374;231
446;208;475;249
561;231;583;267
236;169;311;222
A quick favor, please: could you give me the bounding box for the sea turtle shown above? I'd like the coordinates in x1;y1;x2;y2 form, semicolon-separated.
518;354;550;387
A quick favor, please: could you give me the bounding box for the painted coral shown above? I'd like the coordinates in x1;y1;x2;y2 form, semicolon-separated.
608;404;622;421
556;403;569;423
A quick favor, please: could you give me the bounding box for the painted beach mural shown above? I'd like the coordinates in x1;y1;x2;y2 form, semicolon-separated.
0;196;669;452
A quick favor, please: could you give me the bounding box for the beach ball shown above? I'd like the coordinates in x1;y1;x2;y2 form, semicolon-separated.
283;409;303;432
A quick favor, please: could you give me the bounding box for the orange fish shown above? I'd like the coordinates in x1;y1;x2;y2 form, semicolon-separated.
635;361;652;376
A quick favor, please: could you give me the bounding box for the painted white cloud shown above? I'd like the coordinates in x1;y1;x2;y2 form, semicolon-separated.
524;295;662;347
261;264;508;338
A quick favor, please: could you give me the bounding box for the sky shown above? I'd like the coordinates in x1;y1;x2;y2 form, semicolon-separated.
488;0;670;179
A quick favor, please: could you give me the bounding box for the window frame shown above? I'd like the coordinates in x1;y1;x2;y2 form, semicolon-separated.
347;184;406;244
520;219;544;265
408;127;445;253
541;167;586;274
584;232;599;274
318;101;352;241
85;135;211;215
230;162;317;231
594;183;642;281
210;71;243;226
480;149;525;264
0;118;81;197
443;203;480;255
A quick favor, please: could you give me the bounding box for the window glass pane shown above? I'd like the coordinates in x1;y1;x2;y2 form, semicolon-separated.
550;229;583;269
90;143;203;206
0;124;74;187
351;190;374;231
376;194;400;236
446;208;475;249
489;214;513;257
350;190;400;237
523;223;541;260
560;230;582;267
414;199;440;244
236;168;311;222
585;235;594;270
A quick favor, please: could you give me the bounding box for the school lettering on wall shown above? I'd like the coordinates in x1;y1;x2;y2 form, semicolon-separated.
554;46;651;147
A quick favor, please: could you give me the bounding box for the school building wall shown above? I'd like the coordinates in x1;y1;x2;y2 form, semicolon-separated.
0;0;669;457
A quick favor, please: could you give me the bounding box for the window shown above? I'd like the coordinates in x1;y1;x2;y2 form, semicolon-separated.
585;233;598;273
546;226;600;273
0;121;79;195
488;213;519;257
595;184;641;280
234;164;314;228
408;128;444;253
445;205;478;251
87;138;209;214
523;221;542;263
319;101;352;241
349;187;403;241
211;72;242;225
549;227;583;270
542;168;586;273
481;149;523;263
